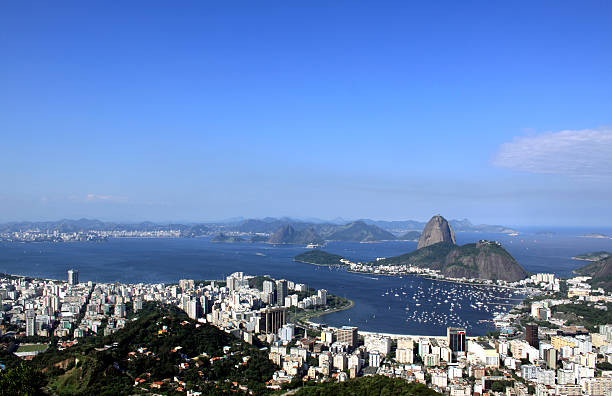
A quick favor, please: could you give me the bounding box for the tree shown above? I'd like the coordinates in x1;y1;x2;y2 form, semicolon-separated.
0;362;46;395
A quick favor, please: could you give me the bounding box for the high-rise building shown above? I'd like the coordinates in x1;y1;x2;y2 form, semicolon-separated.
26;310;36;336
318;289;327;306
256;307;286;334
526;323;539;348
448;327;467;362
544;347;558;369
279;324;295;343
276;279;288;306
187;299;201;320
179;279;195;291
226;275;237;291
263;280;275;295
67;269;79;285
336;326;358;347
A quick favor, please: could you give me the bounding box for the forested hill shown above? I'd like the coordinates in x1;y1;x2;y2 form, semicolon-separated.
375;240;528;282
294;375;441;395
14;302;278;395
576;256;612;291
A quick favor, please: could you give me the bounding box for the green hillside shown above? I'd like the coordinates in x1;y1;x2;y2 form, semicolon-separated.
375;241;527;282
295;375;441;395
27;302;277;395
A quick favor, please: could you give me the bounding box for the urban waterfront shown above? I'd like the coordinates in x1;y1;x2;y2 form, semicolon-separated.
2;231;611;336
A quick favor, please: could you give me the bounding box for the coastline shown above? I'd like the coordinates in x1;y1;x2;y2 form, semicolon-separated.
295;297;355;323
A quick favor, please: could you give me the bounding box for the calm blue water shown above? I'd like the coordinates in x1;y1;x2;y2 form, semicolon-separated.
1;231;611;336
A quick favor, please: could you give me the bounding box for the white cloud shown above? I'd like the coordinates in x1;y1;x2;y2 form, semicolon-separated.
492;128;612;176
85;194;127;203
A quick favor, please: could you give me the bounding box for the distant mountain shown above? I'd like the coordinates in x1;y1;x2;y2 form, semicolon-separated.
358;219;427;232
267;225;323;245
249;234;269;243
0;216;519;237
358;217;517;234
448;218;518;234
0;218;209;235
418;215;456;249
210;233;245;243
375;240;528;282
179;224;210;237
324;221;396;242
234;218;296;233
399;231;421;241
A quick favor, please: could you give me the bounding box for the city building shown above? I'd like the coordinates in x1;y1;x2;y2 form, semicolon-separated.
336;326;358;347
67;269;79;285
275;279;288;306
525;323;539;348
448;327;466;362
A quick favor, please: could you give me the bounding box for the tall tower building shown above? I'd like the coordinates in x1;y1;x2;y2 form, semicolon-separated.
275;279;288;306
448;327;467;362
67;269;79;285
525;323;539;348
26;310;36;337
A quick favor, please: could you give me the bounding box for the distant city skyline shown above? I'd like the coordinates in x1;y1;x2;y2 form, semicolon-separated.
2;2;611;226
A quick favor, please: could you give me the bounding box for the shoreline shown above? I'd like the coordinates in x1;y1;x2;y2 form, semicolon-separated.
291;298;355;326
298;263;528;291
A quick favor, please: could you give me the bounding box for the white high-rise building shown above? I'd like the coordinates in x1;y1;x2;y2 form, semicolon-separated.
369;351;381;367
67;269;79;285
317;289;327;306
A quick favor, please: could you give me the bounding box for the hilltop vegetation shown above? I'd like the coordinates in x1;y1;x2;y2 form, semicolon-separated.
573;251;612;262
211;233;246;243
575;256;612;291
19;302;277;395
295;375;441;395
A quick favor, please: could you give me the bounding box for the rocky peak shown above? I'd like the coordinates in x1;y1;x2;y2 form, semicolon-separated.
417;215;456;249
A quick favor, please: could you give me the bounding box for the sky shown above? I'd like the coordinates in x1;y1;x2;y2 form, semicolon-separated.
1;1;612;226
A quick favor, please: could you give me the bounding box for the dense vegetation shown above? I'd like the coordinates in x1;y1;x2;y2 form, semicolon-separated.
294;375;441;395
0;362;46;396
373;241;527;282
575;256;612;291
552;302;612;331
211;233;246;243
573;251;612;262
6;302;278;395
294;250;346;266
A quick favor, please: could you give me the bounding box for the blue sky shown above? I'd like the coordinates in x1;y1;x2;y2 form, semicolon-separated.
1;1;611;226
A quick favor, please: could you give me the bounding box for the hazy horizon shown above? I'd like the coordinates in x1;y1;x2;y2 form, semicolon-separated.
2;2;611;227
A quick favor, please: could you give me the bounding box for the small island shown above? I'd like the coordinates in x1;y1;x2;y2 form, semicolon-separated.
579;233;612;239
572;251;612;262
294;250;346;266
211;233;246;243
